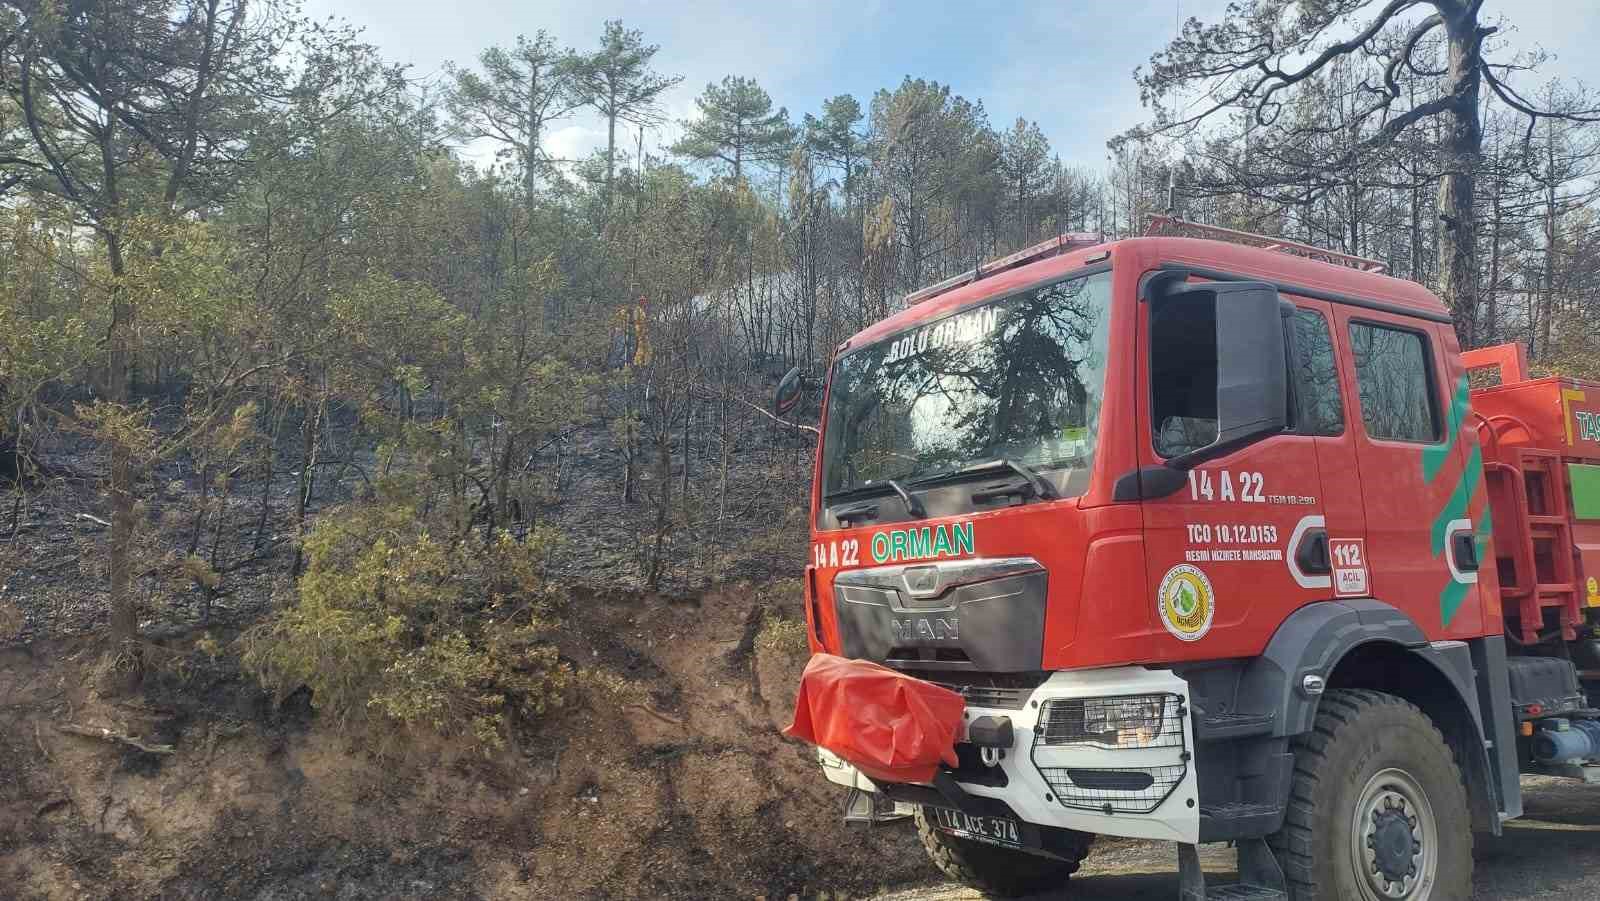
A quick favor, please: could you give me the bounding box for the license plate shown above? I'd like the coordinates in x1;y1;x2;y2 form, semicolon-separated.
931;807;1023;848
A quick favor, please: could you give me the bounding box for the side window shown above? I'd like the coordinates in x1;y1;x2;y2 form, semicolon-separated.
1348;322;1440;443
1293;309;1344;436
1150;294;1219;458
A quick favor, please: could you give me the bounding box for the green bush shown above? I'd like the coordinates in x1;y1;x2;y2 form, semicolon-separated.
755;613;809;657
242;500;570;751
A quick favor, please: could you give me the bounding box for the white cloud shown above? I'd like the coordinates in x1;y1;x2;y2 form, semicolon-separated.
305;0;1600;174
546;124;604;166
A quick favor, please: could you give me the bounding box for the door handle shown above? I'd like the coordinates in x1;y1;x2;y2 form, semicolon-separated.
1295;529;1331;575
1450;531;1480;572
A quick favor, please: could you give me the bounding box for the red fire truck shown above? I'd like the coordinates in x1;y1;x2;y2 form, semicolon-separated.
776;220;1600;900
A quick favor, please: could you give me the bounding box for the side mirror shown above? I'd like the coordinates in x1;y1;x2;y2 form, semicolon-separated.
774;365;804;418
1165;280;1290;468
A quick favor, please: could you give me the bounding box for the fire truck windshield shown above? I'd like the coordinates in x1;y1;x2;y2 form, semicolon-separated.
820;268;1112;502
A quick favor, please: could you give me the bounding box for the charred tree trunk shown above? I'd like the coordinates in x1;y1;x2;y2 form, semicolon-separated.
1436;9;1486;345
103;224;140;653
290;394;323;577
646;424;671;591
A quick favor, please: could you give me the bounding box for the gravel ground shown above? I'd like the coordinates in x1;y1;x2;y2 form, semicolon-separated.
875;775;1600;900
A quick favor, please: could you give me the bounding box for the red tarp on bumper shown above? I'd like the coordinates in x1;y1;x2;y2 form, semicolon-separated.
783;653;965;784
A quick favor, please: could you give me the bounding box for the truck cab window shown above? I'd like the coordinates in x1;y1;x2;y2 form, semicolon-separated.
1293;309;1344;436
1150;294;1218;458
819;270;1113;505
1348;322;1440;442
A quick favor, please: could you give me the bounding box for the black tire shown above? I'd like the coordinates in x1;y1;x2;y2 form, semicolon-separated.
913;806;1093;898
1268;689;1473;901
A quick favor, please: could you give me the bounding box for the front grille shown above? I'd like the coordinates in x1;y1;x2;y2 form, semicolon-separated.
910;671;1047;710
831;560;1047;671
1037;693;1186;749
1037;764;1188;814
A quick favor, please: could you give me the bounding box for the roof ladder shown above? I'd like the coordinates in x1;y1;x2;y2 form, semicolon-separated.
903;233;1107;306
1145;216;1389;274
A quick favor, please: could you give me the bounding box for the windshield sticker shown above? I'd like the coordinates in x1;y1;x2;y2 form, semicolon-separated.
882;306;1002;365
870;522;974;564
1158;564;1215;641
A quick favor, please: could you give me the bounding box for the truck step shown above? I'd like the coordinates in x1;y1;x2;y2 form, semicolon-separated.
1180;839;1287;901
841;787;911;826
1199;802;1284;842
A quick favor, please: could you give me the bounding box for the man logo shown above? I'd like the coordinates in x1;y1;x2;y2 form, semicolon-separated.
891;616;959;642
903;566;942;596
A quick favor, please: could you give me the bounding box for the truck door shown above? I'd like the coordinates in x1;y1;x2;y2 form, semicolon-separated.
1286;297;1367;600
1135;282;1328;660
1328;306;1483;637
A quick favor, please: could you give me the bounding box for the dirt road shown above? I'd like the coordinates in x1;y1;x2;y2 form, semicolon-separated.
875;775;1600;900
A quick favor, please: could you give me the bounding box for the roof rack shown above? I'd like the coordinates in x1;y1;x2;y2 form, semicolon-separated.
903;232;1107;305
1145;215;1389;274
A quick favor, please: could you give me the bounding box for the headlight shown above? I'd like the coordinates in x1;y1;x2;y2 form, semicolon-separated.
1038;693;1183;749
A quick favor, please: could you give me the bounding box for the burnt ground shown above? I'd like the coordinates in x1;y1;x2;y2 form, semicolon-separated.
875;776;1600;899
10;443;1600;901
0;393;816;648
0;582;932;900
0;390;897;900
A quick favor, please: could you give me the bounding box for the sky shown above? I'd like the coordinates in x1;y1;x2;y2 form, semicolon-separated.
301;0;1600;173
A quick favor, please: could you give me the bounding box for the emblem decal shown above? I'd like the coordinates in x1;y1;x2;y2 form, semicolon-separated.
1158;564;1215;642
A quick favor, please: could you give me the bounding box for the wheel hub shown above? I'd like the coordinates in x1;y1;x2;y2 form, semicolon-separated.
1351;769;1436;900
1369;801;1417;882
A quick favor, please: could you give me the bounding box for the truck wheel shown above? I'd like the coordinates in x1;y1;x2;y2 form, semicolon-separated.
913;806;1093;898
1269;689;1472;900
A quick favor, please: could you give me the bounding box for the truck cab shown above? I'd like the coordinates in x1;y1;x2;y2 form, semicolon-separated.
789;225;1546;900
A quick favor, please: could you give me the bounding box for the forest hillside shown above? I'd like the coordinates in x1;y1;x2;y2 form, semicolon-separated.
4;1;1600;898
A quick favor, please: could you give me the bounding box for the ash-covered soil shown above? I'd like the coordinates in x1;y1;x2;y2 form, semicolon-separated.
0;395;912;899
0;583;930;900
0;400;815;649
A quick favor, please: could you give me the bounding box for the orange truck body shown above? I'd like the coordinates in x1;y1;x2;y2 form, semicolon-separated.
793;225;1600;899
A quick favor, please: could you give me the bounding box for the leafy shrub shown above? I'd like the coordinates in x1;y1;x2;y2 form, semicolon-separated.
242;499;570;751
755;613;809;657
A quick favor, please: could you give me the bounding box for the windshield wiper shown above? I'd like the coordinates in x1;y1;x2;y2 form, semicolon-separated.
913;457;1059;500
826;478;927;519
987;458;1059;499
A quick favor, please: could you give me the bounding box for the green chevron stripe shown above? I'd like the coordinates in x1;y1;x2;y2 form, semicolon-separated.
1423;375;1471;484
1430;445;1483;557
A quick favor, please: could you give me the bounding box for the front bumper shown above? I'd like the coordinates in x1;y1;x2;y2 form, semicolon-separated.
817;665;1198;844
